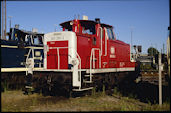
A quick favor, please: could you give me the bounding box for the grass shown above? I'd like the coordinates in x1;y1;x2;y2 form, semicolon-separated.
1;90;170;111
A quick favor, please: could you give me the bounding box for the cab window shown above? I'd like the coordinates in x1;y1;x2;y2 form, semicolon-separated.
80;21;96;35
33;36;39;45
110;29;115;40
82;25;95;35
33;35;43;45
106;27;115;40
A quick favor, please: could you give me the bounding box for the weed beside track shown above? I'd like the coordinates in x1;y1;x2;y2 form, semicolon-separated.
1;90;170;111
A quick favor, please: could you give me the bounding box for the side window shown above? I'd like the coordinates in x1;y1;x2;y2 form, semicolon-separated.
107;28;115;40
82;27;95;35
110;28;115;40
81;23;96;35
107;28;112;40
33;36;39;45
32;35;43;45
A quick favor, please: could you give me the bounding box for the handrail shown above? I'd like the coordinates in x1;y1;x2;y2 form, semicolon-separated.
97;27;103;56
104;28;108;56
26;46;82;85
74;48;82;82
100;27;103;56
26;48;43;75
26;48;32;63
25;48;32;75
90;48;101;82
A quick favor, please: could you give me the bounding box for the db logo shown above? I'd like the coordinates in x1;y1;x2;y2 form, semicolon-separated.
111;46;115;54
110;46;116;58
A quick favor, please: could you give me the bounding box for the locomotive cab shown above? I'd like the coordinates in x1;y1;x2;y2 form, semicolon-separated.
59;18;135;69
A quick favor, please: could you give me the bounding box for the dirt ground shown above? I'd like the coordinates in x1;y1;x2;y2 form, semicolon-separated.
1;90;170;112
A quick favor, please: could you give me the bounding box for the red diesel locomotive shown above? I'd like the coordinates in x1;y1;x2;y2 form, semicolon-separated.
25;17;139;96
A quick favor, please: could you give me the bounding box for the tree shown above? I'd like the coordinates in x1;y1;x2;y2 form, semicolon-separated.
147;47;159;56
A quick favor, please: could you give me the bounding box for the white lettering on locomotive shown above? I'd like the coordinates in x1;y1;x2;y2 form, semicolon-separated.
120;62;125;67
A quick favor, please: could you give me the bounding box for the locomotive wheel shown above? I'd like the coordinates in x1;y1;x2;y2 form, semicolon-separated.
104;73;113;95
92;73;120;96
93;74;104;92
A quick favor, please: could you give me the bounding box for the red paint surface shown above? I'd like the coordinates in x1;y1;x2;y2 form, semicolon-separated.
47;41;68;69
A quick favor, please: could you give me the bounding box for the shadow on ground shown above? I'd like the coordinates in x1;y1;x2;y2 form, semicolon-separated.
117;80;170;104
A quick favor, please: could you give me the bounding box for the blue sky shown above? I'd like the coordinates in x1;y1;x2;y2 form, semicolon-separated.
6;0;169;53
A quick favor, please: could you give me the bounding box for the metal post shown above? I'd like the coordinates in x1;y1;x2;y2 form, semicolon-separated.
163;43;165;54
1;1;4;39
57;48;60;69
9;16;12;28
5;0;6;40
158;53;162;105
131;28;133;54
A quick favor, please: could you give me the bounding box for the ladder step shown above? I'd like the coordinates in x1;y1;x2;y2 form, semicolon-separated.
34;62;43;64
83;80;93;83
25;86;33;89
34;57;42;60
84;74;90;77
84;74;93;77
72;87;93;91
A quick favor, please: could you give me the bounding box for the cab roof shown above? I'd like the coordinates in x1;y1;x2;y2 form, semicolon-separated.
60;19;113;28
